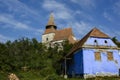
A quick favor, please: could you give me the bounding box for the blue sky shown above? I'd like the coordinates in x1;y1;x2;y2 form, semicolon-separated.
0;0;120;42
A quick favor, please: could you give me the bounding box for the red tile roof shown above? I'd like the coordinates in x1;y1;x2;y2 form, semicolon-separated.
43;27;76;44
88;28;109;38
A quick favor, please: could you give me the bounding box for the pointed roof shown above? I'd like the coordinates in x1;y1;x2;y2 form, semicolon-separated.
46;13;56;29
66;28;110;57
88;27;109;38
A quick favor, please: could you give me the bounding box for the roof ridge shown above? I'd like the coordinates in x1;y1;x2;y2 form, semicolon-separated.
66;27;110;57
89;27;110;38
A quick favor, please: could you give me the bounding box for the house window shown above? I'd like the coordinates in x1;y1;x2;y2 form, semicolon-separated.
95;52;101;61
107;52;113;61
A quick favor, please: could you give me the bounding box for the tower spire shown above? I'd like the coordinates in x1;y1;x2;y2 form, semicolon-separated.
46;12;57;29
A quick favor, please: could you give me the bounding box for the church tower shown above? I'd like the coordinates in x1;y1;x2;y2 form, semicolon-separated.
46;13;57;30
42;13;76;48
42;13;57;45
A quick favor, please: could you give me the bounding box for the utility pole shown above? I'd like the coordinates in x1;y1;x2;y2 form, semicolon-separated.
64;57;71;79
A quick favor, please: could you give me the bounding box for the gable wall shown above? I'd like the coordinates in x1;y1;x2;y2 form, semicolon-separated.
84;37;117;47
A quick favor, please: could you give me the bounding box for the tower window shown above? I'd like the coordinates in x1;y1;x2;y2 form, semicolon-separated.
95;52;101;61
46;38;48;41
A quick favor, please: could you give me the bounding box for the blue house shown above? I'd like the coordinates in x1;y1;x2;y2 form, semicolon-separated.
65;28;120;78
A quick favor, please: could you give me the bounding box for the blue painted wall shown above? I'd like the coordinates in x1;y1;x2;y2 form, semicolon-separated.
67;49;84;76
67;37;120;77
83;49;120;75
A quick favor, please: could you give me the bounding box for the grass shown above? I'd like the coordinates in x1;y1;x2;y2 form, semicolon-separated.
0;70;120;80
0;71;8;80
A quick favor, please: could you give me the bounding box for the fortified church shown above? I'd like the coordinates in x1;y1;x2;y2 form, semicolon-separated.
42;13;76;48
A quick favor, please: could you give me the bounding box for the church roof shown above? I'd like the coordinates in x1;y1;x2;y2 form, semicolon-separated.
43;13;76;44
46;13;56;27
66;27;110;57
53;28;73;41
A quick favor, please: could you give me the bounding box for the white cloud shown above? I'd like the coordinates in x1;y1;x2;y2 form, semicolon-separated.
113;0;120;16
72;21;93;39
42;0;95;39
0;14;43;36
0;34;13;42
73;21;91;34
0;0;44;40
103;12;112;21
0;15;29;30
74;10;93;21
42;0;94;23
1;0;39;16
98;25;120;38
42;0;73;20
71;0;95;8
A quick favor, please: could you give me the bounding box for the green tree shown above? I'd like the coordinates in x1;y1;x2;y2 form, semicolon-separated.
112;37;120;47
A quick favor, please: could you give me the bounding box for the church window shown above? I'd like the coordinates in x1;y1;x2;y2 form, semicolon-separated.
46;38;48;41
95;52;101;61
107;52;113;61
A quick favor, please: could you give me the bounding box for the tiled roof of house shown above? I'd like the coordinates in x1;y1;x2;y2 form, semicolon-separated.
88;27;109;38
66;27;110;57
53;28;72;40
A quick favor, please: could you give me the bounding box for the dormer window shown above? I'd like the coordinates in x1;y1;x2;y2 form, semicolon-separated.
94;39;98;46
94;40;97;43
105;40;107;44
